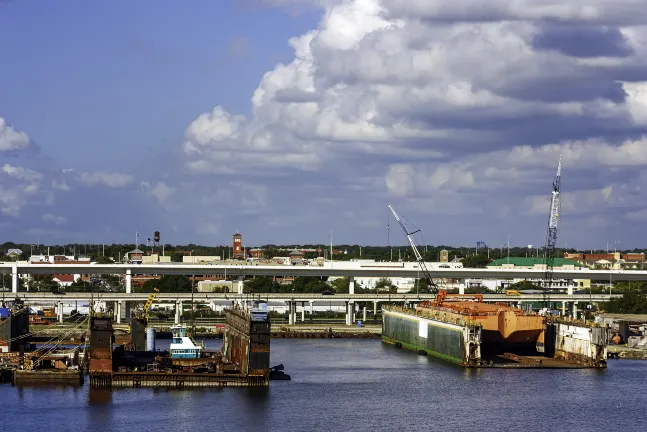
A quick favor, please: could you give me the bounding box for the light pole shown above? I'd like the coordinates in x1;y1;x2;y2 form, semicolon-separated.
330;230;333;264
507;234;510;264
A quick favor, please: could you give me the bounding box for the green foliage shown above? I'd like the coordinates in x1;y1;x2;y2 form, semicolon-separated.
461;254;491;268
29;275;56;292
289;276;330;293
245;277;280;293
140;275;192;293
331;277;350;293
170;252;184;263
508;280;545;291
465;286;489;294
602;293;647;314
93;256;114;264
67;278;90;292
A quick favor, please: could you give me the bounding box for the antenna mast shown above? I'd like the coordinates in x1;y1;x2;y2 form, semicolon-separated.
387;203;440;293
543;156;562;304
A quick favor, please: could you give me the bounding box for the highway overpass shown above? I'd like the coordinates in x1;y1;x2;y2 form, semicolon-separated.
15;291;616;326
14;291;619;303
0;262;642;294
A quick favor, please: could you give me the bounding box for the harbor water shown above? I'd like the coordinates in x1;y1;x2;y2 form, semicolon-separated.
2;339;647;431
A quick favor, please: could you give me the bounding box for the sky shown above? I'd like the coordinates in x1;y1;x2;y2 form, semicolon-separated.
1;0;647;250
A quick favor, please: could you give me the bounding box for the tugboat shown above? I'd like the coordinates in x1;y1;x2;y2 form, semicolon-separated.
169;325;204;359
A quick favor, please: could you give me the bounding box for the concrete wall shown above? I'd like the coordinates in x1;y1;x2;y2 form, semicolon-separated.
552;322;608;366
182;256;222;264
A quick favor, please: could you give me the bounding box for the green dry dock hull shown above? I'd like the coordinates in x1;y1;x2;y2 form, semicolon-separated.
382;310;472;366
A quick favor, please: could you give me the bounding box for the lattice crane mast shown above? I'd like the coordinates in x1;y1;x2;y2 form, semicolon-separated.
543;156;562;292
388;203;440;293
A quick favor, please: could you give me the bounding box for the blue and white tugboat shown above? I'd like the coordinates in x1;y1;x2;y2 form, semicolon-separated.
169;325;204;359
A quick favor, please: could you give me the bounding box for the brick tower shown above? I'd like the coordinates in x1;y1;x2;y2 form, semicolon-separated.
233;232;243;259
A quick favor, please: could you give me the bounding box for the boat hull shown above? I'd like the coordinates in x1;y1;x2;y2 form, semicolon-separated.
382;309;481;366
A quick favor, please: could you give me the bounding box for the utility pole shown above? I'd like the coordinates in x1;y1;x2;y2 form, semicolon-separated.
330;230;333;264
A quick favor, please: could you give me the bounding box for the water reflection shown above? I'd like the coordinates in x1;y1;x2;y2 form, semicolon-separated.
88;388;112;405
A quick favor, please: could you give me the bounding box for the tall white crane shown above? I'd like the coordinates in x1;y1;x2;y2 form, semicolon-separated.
388;203;441;293
543;156;562;304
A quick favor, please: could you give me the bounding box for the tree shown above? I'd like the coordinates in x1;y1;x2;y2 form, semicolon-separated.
461;254;491;268
141;275;192;293
245;277;280;293
290;276;330;293
93;256;114;264
67;278;90;292
508;280;544;291
331;277;350;293
602;293;647;314
29;275;56;292
375;278;397;293
170;253;184;263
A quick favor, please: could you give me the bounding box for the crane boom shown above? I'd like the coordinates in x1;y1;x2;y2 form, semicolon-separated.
388;203;440;293
144;287;160;322
543;156;562;299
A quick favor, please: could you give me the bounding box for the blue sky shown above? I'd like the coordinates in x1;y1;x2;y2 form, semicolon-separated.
2;0;647;249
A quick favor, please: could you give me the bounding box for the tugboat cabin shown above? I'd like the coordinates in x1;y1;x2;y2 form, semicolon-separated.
169;325;202;359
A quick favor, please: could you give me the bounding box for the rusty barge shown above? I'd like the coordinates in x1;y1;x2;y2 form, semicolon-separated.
382;292;608;368
89;300;272;388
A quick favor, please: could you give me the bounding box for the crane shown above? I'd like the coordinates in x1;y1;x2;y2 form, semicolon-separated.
542;156;562;305
143;287;160;322
388;203;441;293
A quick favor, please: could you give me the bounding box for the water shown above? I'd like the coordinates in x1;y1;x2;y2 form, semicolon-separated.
3;339;647;431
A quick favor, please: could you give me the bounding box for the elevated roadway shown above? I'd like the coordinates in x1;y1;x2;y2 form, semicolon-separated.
0;262;643;280
14;291;619;304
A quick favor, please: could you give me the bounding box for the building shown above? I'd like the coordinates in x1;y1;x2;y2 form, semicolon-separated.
288;249;305;265
182;255;221;264
486;257;589;290
439;250;449;263
232;232;244;259
142;254;171;264
6;248;22;257
127;249;144;264
564;252;645;269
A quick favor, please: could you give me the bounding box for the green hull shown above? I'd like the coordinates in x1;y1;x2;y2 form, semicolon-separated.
382;309;477;366
382;335;466;365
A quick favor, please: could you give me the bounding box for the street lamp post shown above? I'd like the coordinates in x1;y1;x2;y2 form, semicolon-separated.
507;234;510;264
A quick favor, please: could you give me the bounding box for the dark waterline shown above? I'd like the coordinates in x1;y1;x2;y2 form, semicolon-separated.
3;339;647;431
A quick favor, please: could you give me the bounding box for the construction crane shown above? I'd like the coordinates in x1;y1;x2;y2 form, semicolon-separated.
542;156;562;305
388;203;441;293
143;287;160;322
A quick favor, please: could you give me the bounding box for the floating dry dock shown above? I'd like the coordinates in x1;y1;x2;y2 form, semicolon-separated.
382;292;608;369
89;301;271;388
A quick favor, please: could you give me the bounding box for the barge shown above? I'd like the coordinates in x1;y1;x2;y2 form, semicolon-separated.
382;292;608;368
89;300;272;387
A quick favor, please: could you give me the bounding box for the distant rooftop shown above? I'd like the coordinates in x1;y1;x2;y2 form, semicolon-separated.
488;257;583;267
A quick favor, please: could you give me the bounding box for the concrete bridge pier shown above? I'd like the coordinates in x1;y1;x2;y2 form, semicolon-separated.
362;306;367;322
125;269;132;294
459;279;465;295
58;301;64;323
349;276;355;295
572;302;578;320
567;281;574;296
562;301;567;316
116;301;122;324
345;301;355;325
301;302;305;322
373;301;377;316
237;276;244;295
288;302;294;325
11;264;18;294
309;300;313;315
175;301;183;324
